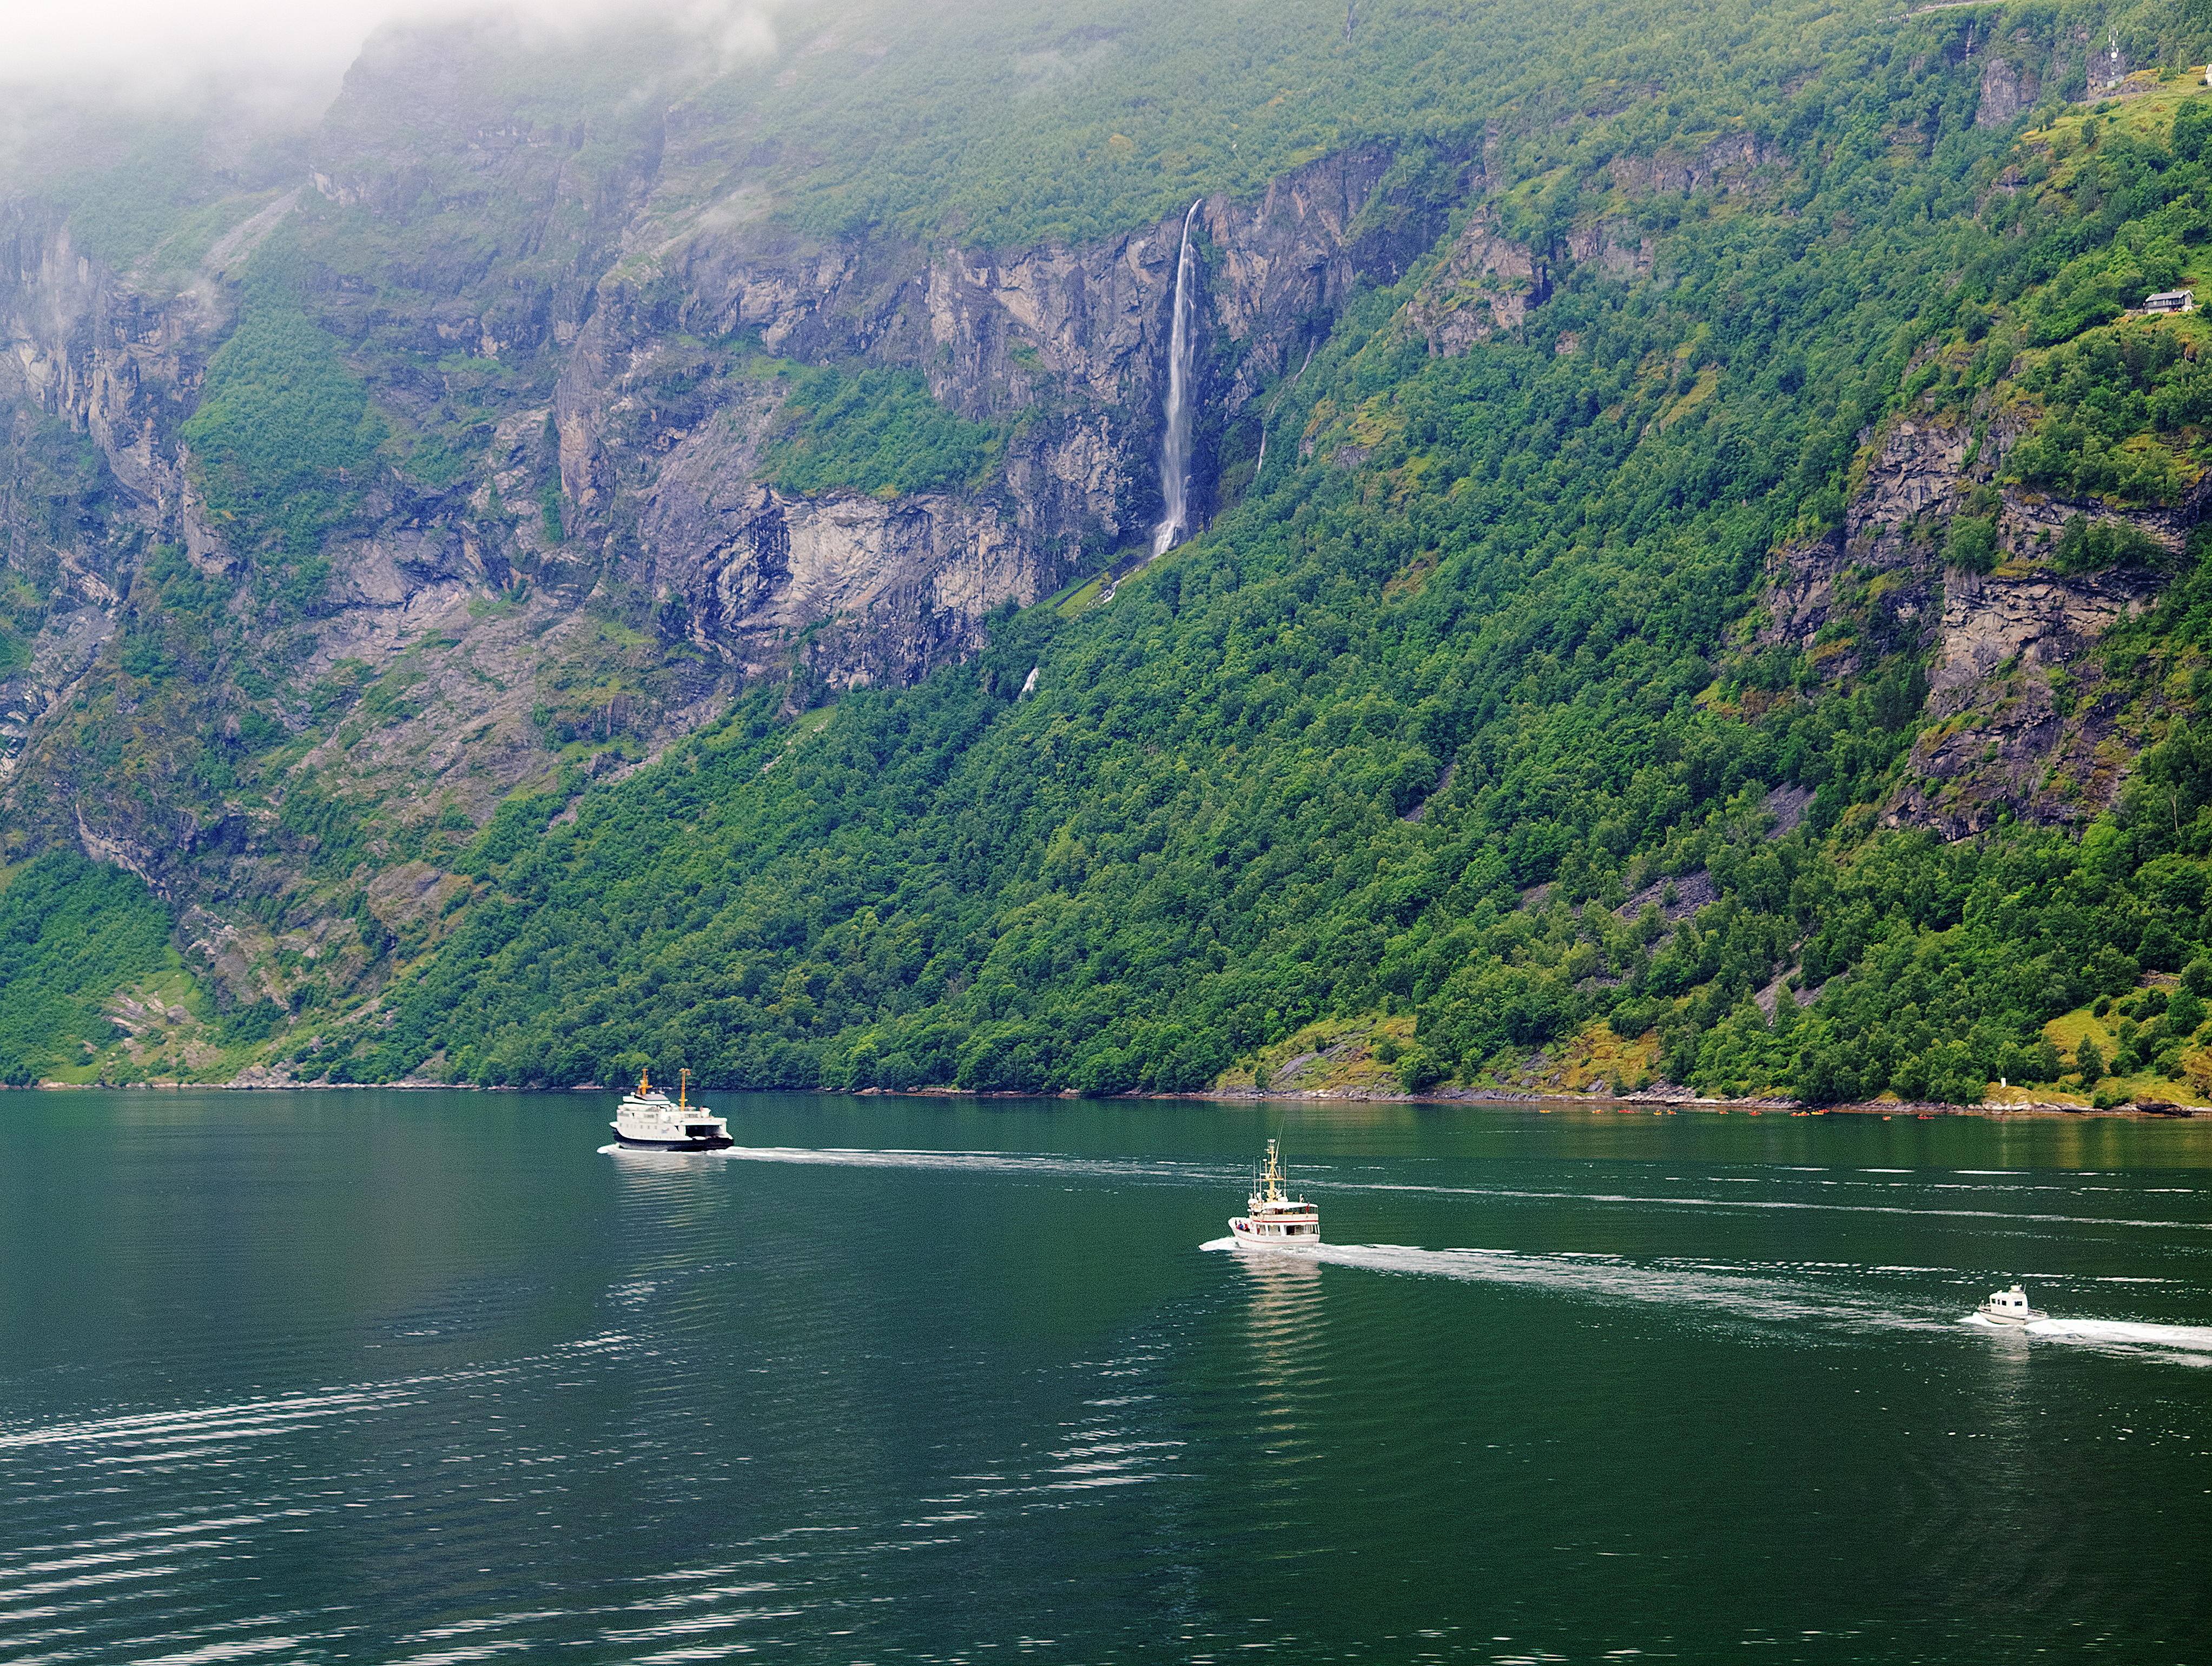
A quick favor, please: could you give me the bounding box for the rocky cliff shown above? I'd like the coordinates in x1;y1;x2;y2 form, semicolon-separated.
1759;407;2189;839
562;140;1459;688
0;43;1460;1013
0;14;2168;1035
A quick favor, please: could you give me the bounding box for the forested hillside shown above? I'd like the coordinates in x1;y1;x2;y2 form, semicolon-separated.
6;0;2212;1107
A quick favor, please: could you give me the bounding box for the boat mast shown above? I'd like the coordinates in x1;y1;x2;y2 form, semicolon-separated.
678;1068;690;1109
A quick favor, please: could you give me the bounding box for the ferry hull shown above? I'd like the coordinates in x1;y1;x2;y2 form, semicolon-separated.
610;1124;738;1150
615;1132;735;1151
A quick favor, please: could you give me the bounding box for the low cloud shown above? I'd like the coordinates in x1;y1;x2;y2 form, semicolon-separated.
1;0;778;108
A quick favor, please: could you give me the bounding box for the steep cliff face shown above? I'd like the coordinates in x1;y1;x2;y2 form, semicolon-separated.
1761;410;2183;838
558;142;1458;690
0;201;202;789
1975;51;2043;129
0;58;1462;1016
1401;133;1778;358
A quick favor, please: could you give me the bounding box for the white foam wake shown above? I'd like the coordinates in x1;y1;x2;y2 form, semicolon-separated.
608;1142;1225;1186
1210;1241;2212;1359
1200;1239;1951;1333
604;1145;2209;1235
2025;1318;2212;1353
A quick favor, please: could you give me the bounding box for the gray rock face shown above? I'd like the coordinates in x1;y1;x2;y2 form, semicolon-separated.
0;200;207;784
1601;133;1778;197
1401;134;1775;360
0;55;1462;1011
556;142;1456;687
1975;55;2041;129
1403;210;1546;355
1761;407;2179;838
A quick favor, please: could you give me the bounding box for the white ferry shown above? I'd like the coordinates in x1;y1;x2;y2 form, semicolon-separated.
1230;1139;1320;1248
610;1068;732;1150
1975;1283;2049;1327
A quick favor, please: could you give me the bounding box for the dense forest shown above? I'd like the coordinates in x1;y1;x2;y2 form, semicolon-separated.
6;0;2212;1107
334;57;2212;1106
0;853;179;1085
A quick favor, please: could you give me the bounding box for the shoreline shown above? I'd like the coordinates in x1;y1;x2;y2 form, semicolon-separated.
1184;1087;2208;1119
14;1079;2207;1119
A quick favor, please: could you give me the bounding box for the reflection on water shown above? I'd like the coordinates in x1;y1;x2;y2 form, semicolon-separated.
1234;1249;1326;1478
1;1090;2207;1663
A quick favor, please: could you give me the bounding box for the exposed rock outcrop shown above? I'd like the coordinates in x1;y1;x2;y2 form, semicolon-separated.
1402;210;1546;354
1975;54;2041;129
0;55;1468;1013
1601;133;1778;197
1761;409;2182;838
1402;133;1774;358
558;142;1462;680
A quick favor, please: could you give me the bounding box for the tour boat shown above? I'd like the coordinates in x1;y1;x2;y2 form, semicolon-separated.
1974;1283;2048;1327
1230;1139;1321;1248
610;1068;732;1150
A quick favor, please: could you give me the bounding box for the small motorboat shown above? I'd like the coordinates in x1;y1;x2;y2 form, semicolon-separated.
1975;1283;2049;1327
1230;1139;1320;1248
611;1067;732;1150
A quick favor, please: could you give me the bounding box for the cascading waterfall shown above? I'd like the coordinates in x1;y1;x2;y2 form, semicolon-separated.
1151;199;1204;556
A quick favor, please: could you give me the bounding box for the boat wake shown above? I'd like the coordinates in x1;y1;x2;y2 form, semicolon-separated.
1199;1238;1957;1335
2022;1318;2212;1358
600;1143;2210;1235
603;1142;1225;1186
1204;1240;2212;1358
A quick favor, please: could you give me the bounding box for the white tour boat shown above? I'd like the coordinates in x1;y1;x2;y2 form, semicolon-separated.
611;1068;733;1150
1230;1139;1321;1248
1975;1283;2049;1327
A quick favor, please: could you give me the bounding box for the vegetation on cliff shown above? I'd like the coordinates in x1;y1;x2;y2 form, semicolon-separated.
758;364;1003;498
303;61;2212;1104
0;853;177;1085
179;241;384;564
9;0;2212;1104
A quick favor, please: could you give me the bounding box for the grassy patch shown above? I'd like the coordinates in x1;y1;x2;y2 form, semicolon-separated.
0;852;188;1085
757;363;1001;498
181;236;384;561
1220;1012;1418;1094
1055;576;1107;618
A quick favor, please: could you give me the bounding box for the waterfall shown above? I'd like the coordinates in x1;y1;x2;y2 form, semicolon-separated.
1151;199;1203;556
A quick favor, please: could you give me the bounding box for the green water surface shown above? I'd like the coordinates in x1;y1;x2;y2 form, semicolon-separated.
1;1091;2207;1663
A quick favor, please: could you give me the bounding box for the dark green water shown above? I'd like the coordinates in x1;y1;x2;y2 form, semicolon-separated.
2;1092;2209;1664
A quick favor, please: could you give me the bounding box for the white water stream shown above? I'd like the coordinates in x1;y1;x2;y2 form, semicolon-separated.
1152;199;1204;555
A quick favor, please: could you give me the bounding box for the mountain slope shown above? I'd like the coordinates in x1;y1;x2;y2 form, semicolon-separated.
359;55;2212;1106
3;0;2211;1103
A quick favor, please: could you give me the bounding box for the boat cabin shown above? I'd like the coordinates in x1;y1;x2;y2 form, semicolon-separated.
1230;1139;1323;1245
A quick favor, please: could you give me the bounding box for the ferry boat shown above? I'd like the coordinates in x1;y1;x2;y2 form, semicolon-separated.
610;1068;732;1150
1975;1283;2048;1327
1230;1139;1320;1248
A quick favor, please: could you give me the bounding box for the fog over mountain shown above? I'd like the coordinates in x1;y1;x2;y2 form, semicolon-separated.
3;0;777;109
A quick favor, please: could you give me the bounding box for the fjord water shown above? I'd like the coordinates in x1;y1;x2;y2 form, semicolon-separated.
3;1094;2208;1664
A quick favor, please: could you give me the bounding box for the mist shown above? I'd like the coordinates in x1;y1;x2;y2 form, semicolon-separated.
1;0;780;110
